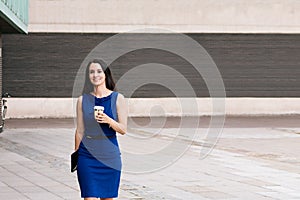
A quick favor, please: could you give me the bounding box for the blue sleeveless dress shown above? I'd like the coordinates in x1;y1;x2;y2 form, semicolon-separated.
77;91;122;198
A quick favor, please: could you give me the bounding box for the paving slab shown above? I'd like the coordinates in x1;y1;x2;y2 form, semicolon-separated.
0;117;299;199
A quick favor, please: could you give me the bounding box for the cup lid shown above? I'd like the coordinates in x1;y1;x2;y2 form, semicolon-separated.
94;106;104;109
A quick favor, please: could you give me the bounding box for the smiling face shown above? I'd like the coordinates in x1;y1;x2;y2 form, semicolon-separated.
89;62;106;86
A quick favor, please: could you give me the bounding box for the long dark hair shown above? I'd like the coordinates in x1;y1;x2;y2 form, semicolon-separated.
82;59;116;94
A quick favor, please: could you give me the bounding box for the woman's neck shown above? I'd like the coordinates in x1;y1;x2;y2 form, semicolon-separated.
92;85;112;98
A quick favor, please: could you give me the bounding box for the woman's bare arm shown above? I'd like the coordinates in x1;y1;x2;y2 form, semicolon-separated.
108;93;127;135
75;96;84;150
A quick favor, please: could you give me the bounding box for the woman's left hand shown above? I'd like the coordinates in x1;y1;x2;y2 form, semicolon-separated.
96;112;112;125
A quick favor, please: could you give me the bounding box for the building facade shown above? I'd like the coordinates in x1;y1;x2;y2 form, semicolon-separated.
0;0;28;124
3;0;300;117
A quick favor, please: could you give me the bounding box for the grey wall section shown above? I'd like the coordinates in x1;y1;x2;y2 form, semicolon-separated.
2;33;300;98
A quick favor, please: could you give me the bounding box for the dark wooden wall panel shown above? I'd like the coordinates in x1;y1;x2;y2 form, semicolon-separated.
2;33;300;97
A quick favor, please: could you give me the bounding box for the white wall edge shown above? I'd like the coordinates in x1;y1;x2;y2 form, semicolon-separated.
5;98;300;119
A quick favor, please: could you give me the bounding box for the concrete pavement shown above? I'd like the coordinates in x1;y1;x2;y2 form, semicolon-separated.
0;116;300;199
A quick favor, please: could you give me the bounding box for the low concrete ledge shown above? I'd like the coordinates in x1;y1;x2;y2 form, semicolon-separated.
5;98;300;119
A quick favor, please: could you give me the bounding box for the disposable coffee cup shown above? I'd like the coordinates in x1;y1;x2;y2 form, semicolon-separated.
94;106;104;119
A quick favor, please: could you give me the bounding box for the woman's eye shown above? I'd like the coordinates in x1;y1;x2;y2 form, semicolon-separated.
89;70;102;74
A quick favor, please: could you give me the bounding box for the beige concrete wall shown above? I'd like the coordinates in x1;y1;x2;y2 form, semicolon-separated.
6;98;300;118
29;0;300;33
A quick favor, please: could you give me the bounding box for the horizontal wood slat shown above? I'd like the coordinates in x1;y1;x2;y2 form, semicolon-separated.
2;33;300;97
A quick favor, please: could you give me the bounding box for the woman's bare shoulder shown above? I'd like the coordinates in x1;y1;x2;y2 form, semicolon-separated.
116;93;126;106
77;95;83;103
116;92;125;99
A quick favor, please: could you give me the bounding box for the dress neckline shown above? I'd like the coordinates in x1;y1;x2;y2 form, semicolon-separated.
89;91;114;100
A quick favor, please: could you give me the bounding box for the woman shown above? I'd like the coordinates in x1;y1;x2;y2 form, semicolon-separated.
75;59;127;200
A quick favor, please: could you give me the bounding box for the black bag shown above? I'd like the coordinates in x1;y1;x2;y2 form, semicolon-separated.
71;150;79;173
